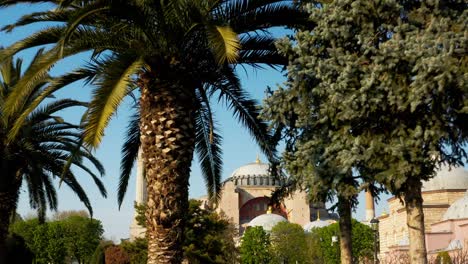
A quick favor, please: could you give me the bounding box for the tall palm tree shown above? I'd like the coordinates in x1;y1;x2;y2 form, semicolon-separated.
0;1;309;262
0;50;107;262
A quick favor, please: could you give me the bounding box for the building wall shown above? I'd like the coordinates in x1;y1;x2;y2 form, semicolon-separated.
426;219;468;252
378;190;466;254
283;190;311;226
216;183;311;234
217;181;240;227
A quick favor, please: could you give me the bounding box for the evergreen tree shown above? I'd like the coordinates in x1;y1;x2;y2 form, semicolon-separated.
263;1;466;263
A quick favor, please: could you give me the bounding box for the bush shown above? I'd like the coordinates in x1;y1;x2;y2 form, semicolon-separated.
436;251;452;264
121;238;148;264
105;245;130;264
90;240;114;264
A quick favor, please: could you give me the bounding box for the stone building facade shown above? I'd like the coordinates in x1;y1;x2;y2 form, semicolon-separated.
130;157;328;239
214;158;311;234
377;166;468;255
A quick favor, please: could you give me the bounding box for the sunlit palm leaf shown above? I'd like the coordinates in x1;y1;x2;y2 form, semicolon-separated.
83;56;144;147
207;25;241;64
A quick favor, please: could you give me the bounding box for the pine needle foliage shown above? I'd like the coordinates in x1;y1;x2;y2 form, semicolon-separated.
263;0;467;262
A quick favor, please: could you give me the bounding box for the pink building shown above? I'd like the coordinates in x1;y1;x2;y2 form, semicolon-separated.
376;165;468;257
425;191;468;255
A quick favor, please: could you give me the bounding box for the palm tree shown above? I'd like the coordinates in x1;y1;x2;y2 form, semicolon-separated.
0;1;309;262
0;50;107;261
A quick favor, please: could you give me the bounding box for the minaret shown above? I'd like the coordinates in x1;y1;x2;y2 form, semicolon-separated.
130;149;147;240
134;149;147;205
365;189;375;222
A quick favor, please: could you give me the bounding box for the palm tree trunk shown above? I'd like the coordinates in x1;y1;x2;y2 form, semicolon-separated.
0;184;20;264
404;178;427;264
337;195;353;264
140;81;196;264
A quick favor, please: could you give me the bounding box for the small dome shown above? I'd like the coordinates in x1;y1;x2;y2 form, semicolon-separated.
442;191;468;220
446;239;463;250
224;159;285;187
248;213;288;231
422;165;468;192
303;219;334;232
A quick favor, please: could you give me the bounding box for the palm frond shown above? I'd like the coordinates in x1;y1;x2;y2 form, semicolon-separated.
118;107;140;208
209;66;277;162
83;56;143;147
195;88;223;204
224;1;310;33
8;67;98;141
0;26;64;63
2;10;74;32
207;25;241;64
237;35;287;67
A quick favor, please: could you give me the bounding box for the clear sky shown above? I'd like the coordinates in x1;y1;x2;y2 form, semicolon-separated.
1;3;390;241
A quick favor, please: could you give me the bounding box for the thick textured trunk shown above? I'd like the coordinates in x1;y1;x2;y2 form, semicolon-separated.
140;81;195;264
0;185;20;264
404;179;427;264
338;196;353;264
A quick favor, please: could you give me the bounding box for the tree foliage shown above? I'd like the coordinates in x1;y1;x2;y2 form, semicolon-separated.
311;219;374;264
62;215;104;264
270;221;311;264
90;240;114;264
120;238;147;264
240;226;271;264
9;214;104;264
263;0;467;262
133;199;238;263
0;49;106;262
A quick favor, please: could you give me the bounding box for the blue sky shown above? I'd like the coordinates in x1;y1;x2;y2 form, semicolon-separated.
1;3;389;241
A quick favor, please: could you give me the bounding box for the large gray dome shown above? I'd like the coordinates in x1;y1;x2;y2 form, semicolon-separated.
248;213;288;231
225;159;285;187
442;191;468;220
422;165;468;192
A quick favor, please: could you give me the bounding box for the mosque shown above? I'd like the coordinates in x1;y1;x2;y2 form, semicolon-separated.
129;156;468;257
129;156;338;239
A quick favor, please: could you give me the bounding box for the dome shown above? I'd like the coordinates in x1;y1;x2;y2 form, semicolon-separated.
224;158;285;187
248;213;288;231
442;191;468;220
303;219;333;232
422;165;468;192
232;162;269;177
446;239;463;250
